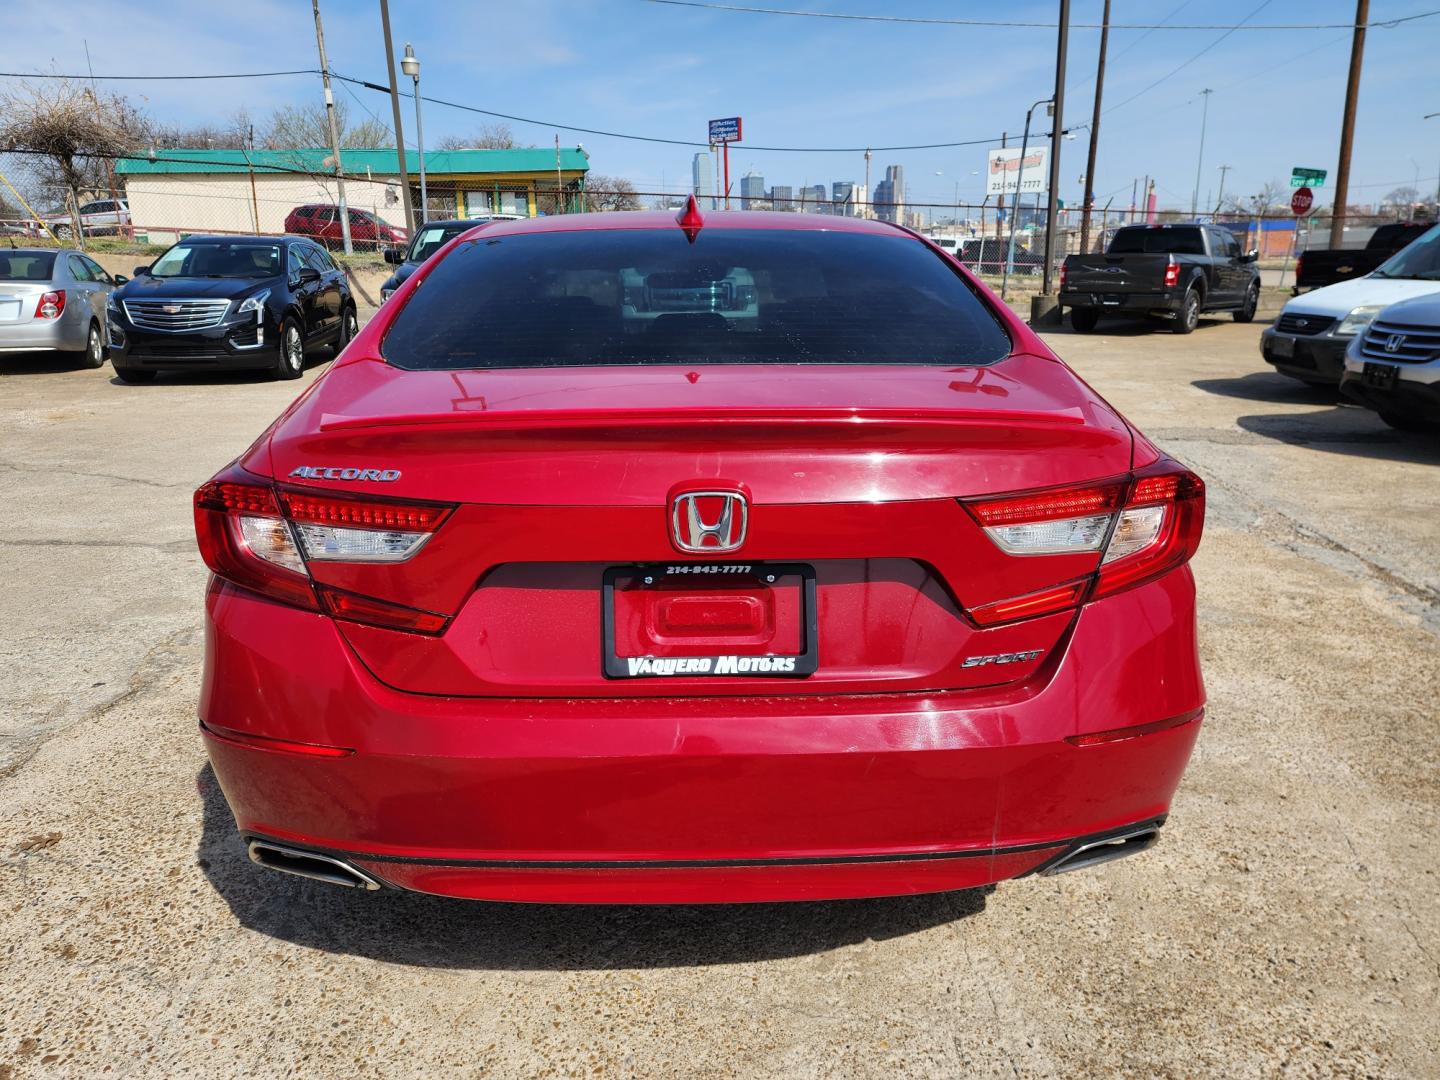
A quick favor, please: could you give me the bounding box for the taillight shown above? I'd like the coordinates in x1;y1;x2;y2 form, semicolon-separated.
1059;261;1067;289
194;464;454;634
34;290;65;319
1163;261;1179;288
961;459;1205;625
1294;254;1304;279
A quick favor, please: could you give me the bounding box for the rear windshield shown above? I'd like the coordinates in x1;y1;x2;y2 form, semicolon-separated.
1108;227;1205;255
382;228;1011;370
0;252;56;281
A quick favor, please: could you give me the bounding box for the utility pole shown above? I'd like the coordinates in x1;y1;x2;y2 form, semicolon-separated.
378;0;416;235
312;0;353;253
1216;164;1232;214
863;149;872;220
1079;0;1110;255
995;133;1007;249
1330;0;1368;247
1039;0;1070;308
555;133;564;213
1191;88;1213;218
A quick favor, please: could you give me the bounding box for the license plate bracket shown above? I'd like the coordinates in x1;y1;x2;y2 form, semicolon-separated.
1362;361;1399;390
602;562;818;679
1271;335;1296;359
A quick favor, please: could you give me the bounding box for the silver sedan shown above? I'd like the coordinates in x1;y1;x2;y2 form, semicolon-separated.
0;248;122;368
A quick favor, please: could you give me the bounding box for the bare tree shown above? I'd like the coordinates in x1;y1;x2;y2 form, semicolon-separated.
0;78;148;244
584;175;642;212
264;100;389;150
436;123;523;150
1382;185;1420;209
152;109;255;151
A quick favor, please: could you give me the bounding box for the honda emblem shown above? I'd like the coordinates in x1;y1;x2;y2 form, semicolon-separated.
1384;333;1406;353
670;491;747;553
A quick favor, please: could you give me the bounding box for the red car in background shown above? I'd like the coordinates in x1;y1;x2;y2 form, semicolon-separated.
195;202;1206;904
283;204;407;249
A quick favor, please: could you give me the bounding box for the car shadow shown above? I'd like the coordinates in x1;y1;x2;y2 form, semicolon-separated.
1232;405;1440;464
104;354;336;387
1192;372;1340;404
195;766;990;971
1039;316;1233;338
0;352;96;376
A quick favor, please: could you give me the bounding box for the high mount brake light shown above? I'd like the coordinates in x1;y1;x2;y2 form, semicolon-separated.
194;465;453;634
962;460;1205;625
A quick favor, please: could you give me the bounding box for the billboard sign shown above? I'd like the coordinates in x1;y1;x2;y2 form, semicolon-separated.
708;117;743;144
986;147;1049;197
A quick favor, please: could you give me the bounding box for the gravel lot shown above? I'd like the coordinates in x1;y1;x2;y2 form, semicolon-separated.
1;315;1437;1078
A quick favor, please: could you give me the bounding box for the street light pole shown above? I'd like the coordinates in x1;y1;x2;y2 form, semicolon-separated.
1191;88;1213;219
378;0;416;235
1002;97;1052;303
401;44;426;224
1216;164;1232;215
1427;113;1440;211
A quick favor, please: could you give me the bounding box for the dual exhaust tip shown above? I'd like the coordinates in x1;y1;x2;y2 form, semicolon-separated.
247;824;1163;893
246;839;382;891
1037;823;1161;876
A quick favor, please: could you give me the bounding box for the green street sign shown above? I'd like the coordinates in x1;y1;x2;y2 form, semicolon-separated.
1291;167;1327;188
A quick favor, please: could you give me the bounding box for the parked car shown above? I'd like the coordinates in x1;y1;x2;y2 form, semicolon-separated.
0;248;119;368
284;204;407;250
1060;224;1260;333
30;198;130;239
1339;293;1440;432
106;234;356;383
1293;222;1430;294
1262;224;1440;385
378;216;519;301
194;201;1208;903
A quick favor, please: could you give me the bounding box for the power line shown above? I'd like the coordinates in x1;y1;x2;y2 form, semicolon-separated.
0;68;318;81
330;71;1078;153
642;0;1440;31
1103;0;1275;117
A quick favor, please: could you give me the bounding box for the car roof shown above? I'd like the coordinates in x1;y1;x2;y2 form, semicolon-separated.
468;209;913;241
173;234;294;245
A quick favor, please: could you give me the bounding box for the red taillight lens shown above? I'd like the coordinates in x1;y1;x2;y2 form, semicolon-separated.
1059;261;1067;289
316;585;449;635
280;491;451;531
1093;461;1205;599
962;460;1205;625
194;464;456;633
34;290;65;319
1163;261;1179;288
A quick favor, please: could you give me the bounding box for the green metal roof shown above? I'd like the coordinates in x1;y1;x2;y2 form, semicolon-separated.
116;147;589;176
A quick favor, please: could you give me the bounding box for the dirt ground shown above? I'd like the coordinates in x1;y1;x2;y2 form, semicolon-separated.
1;313;1437;1078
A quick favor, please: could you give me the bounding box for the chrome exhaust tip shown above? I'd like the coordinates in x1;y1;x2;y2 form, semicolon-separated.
246;840;382;891
1039;824;1161;876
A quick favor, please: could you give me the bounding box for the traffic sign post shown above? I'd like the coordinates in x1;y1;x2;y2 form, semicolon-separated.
1291;167;1327;188
709;117;742;210
1291;186;1314;215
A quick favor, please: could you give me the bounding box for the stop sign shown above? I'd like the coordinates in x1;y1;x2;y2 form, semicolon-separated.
1291;186;1314;215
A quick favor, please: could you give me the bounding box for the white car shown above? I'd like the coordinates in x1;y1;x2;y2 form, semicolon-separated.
1341;292;1440;432
32;198;131;239
1261;224;1440;386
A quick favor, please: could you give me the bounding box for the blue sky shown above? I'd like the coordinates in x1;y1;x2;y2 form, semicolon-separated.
7;0;1440;213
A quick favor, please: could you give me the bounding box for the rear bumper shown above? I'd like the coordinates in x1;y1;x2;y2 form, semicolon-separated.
0;318;86;352
1261;327;1348;383
200;569;1205;903
1059;291;1181;315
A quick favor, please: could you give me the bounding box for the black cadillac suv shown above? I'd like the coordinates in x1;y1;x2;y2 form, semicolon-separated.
107;235;357;383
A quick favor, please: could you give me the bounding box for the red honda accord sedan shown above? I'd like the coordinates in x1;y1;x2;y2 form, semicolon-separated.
195;201;1205;903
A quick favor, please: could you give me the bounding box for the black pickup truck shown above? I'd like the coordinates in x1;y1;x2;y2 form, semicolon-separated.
1059;224;1261;334
1293;222;1429;294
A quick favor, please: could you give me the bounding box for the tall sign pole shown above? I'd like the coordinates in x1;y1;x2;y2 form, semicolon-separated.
708;117;742;210
1330;0;1368;248
1041;0;1070;298
379;0;416;234
312;0;352;253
